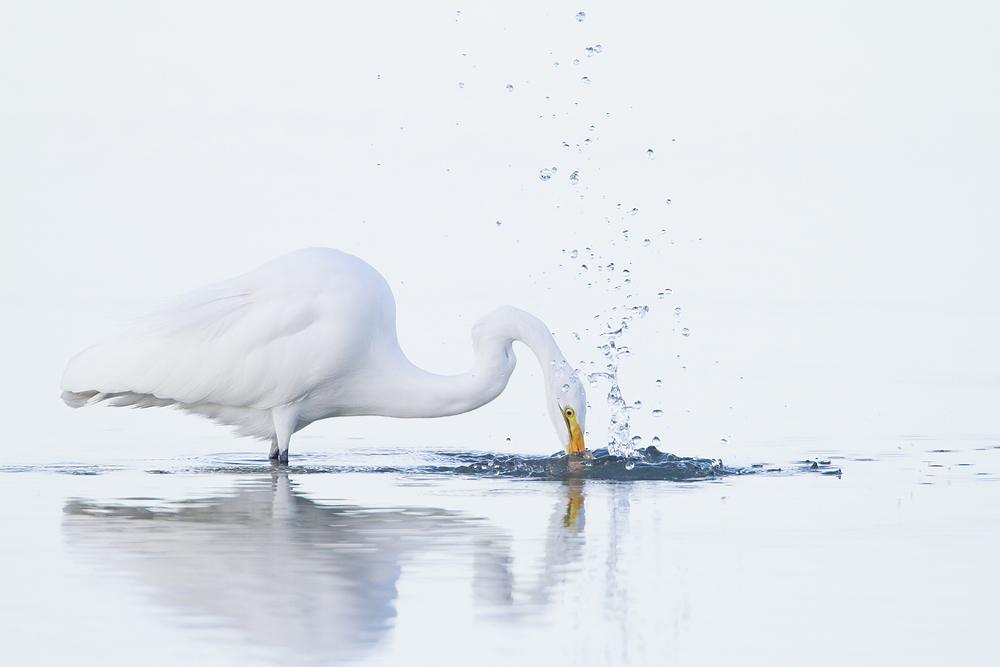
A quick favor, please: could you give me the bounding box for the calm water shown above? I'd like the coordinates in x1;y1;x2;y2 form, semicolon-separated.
2;437;998;666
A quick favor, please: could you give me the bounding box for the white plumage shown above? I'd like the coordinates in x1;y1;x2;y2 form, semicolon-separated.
61;248;587;462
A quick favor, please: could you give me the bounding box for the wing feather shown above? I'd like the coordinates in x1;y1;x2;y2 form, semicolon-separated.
60;249;386;412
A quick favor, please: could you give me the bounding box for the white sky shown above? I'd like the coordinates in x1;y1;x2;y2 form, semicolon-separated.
1;1;997;456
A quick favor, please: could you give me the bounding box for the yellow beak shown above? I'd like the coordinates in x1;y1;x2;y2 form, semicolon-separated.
562;407;586;454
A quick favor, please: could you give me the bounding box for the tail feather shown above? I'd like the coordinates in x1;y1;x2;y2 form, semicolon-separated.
60;389;273;440
61;390;101;408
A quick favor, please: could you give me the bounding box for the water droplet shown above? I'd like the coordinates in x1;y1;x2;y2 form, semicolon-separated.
581;264;588;271
651;436;660;445
539;167;556;181
554;62;560;68
576;11;586;22
572;331;580;341
562;384;570;393
652;409;663;418
506;84;514;92
633;400;642;409
589;125;595;131
655;379;662;387
629;207;639;216
562;141;570;149
647;148;655;160
585;46;594;57
584;138;591;145
458;82;464;89
573;59;580;65
625;460;635;470
594;44;603;53
657;292;665;299
682;328;690;337
638;305;649;318
643;238;651;246
663;288;672;295
581;76;590;85
622;269;630;277
569;170;580;185
588;376;599;387
506;437;511;443
721;438;728;444
674;307;681;316
495;220;502;227
570;249;578;259
631;435;642;445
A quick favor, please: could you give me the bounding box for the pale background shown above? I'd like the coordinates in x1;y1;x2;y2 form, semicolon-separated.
2;0;997;462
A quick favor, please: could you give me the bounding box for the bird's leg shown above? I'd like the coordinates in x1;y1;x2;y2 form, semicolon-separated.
268;435;279;461
271;403;300;465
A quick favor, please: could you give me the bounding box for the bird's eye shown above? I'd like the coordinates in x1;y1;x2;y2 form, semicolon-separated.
565;408;574;417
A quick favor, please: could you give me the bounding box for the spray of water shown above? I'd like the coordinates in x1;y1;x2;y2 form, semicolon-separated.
588;319;642;457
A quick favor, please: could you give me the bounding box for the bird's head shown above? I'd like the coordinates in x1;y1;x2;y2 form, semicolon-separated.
559;402;586;454
549;371;586;455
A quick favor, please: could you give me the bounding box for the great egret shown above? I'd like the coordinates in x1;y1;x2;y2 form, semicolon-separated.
61;248;587;463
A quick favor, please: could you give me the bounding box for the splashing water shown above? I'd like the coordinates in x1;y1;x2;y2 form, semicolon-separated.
588;320;641;457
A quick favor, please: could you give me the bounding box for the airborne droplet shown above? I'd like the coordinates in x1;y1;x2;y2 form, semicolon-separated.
569;170;580;185
575;11;586;22
652;409;663;417
572;332;580;341
655;379;662;387
682;328;690;337
629;207;639;216
539;167;557;181
585;47;594;57
570;249;578;259
562;384;570;393
581;76;590;85
651;436;660;445
594;45;603;53
647;148;655;160
506;84;514;92
458;82;464;89
631;435;642;446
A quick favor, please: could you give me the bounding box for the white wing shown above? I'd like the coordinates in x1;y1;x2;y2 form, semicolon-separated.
61;249;394;413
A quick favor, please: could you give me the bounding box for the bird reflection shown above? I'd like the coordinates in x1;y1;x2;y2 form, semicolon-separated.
63;471;595;657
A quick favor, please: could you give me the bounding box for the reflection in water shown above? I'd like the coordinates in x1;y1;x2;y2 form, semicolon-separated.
64;474;508;660
63;473;603;661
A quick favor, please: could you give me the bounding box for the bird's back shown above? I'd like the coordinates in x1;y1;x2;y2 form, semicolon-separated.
61;248;399;437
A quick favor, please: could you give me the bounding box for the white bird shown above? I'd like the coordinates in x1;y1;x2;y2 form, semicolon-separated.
61;248;587;463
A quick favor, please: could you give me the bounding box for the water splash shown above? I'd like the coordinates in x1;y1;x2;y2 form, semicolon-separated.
588;320;640;457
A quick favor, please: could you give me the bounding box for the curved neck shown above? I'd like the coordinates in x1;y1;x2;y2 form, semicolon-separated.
368;306;568;419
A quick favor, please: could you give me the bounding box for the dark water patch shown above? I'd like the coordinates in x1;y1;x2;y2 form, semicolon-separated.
439;447;732;481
